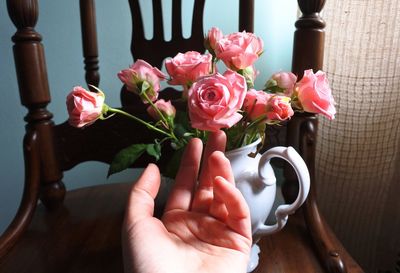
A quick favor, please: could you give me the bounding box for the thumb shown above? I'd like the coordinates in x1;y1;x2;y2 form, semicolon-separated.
125;163;161;224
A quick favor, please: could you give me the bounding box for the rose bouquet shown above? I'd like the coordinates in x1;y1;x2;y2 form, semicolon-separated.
66;27;336;177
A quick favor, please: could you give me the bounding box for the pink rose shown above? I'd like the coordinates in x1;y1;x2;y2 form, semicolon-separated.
215;31;263;70
147;99;176;120
265;95;294;121
243;90;294;122
205;27;224;53
165;51;212;87
188;70;247;132
118;59;167;103
296;69;336;120
271;71;297;96
66;86;105;128
243;89;271;121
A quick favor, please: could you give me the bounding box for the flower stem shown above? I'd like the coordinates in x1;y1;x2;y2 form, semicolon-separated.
142;92;170;127
141;92;180;141
108;107;173;139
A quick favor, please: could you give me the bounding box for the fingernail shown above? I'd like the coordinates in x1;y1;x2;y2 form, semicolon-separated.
214;176;226;183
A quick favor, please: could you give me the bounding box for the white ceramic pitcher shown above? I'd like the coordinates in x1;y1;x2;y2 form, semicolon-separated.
225;138;310;272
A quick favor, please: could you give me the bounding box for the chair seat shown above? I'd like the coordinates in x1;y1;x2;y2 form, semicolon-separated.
0;183;362;273
254;212;363;273
0;183;129;273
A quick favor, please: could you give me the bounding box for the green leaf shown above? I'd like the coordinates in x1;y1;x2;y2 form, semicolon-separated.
146;142;162;161
107;144;147;177
264;85;285;94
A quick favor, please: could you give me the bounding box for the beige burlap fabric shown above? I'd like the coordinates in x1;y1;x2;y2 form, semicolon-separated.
317;1;400;271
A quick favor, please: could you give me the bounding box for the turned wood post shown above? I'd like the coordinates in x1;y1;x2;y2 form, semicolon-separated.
283;0;326;206
285;1;348;272
80;0;100;90
239;0;254;32
7;0;65;209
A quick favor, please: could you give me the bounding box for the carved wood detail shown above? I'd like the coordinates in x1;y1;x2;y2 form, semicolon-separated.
80;0;100;89
54;91;186;173
7;0;65;209
120;0;255;109
285;1;348;272
54;106;160;171
292;0;326;79
0;131;40;258
239;0;254;32
298;0;326;15
128;0;205;69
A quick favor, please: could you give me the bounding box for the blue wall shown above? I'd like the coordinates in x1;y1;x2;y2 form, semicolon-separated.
0;0;296;232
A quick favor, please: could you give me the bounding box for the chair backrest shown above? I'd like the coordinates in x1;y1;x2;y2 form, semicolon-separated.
2;0;335;268
59;0;255;178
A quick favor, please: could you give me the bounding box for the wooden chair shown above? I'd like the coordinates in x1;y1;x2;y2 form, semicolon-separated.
0;0;364;272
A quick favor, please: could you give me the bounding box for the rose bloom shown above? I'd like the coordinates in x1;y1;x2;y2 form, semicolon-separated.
188;70;247;132
66;86;105;128
266;95;294;121
118;59;167;102
271;71;297;96
243;90;293;122
165;51;212;86
205;27;223;52
147;99;176;121
296;69;336;120
243;89;270;121
215;31;263;71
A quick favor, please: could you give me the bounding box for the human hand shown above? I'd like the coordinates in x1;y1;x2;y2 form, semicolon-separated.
122;131;252;273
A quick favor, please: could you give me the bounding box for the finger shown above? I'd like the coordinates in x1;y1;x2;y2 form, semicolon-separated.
209;198;229;222
192;131;226;212
208;151;235;185
208;152;235;220
125;164;161;224
213;176;252;240
164;138;203;212
198;130;227;189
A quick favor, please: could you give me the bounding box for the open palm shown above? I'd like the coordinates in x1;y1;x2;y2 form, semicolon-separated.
122;131;252;273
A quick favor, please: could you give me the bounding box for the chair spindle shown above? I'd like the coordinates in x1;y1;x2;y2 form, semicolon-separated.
7;0;66;209
285;1;348;272
80;0;100;89
239;0;254;32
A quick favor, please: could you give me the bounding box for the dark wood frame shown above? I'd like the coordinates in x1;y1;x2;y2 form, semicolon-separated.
287;1;348;271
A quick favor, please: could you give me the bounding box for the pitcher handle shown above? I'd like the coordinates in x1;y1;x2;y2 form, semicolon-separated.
254;146;310;238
